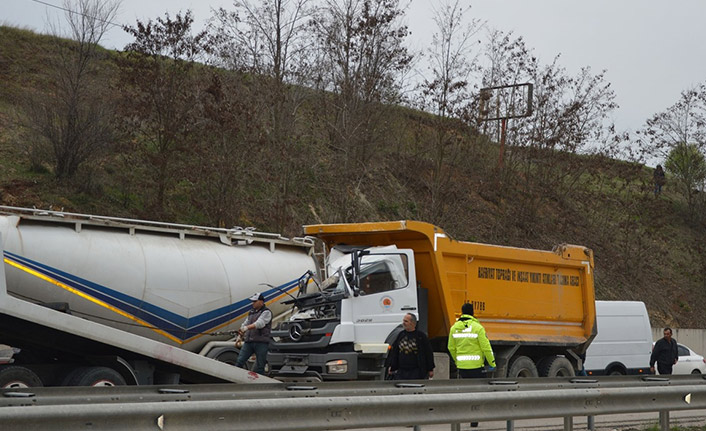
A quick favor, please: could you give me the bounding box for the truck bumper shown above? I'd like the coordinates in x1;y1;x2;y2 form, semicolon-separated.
268;351;362;380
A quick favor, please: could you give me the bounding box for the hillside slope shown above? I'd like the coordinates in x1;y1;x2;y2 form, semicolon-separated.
1;26;705;328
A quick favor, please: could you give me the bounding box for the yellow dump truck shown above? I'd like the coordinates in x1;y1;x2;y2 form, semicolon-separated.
268;220;596;379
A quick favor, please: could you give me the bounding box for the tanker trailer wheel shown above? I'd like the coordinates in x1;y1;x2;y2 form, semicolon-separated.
0;366;43;388
537;356;575;377
507;356;539;378
63;366;126;387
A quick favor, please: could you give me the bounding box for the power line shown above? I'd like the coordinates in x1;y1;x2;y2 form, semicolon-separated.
29;0;124;28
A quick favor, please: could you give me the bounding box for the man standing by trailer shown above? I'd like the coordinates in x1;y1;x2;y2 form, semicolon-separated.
236;293;272;375
448;302;496;427
650;327;678;375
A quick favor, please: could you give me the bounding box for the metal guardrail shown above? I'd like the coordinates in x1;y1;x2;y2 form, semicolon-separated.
1;375;705;430
0;374;700;407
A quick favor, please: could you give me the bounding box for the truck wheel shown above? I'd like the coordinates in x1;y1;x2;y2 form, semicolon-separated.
507;356;538;378
215;350;268;373
214;351;240;365
538;357;575;377
64;366;126;387
0;366;43;388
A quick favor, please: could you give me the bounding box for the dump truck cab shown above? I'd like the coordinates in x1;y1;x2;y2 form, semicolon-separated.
268;245;417;380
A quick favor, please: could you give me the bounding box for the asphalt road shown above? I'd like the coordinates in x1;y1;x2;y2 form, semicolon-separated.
342;409;706;430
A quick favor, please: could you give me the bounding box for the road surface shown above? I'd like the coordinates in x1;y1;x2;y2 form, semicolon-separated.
342;409;706;430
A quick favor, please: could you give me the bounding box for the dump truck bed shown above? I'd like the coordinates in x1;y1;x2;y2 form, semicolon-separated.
304;220;596;347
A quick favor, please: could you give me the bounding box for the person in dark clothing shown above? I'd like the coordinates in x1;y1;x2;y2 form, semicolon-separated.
654;164;666;196
650;327;678;375
388;313;435;380
235;292;272;375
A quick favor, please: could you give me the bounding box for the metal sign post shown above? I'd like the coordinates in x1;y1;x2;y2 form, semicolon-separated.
479;83;534;170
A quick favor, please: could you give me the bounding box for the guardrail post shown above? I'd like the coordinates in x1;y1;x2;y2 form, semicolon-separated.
506;419;514;431
659;410;670;431
587;415;595;431
564;416;573;431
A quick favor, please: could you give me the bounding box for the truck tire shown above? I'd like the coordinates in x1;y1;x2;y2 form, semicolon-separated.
214;350;240;365
507;356;538;378
64;366;126;387
0;366;43;388
538;357;575;377
214;350;268;373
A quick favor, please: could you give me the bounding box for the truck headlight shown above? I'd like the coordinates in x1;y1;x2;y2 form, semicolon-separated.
326;359;348;374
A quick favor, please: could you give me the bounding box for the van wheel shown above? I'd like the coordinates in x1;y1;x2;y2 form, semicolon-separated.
538;357;575;377
64;366;126;386
507;356;538;378
0;366;43;388
691;370;701;375
607;368;625;376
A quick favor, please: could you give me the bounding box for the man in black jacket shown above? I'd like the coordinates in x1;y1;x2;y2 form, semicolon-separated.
388;313;435;380
650;327;679;375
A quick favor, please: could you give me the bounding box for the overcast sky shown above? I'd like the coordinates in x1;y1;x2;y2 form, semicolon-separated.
3;0;705;136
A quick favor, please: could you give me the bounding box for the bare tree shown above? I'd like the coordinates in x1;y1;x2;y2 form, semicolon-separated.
20;0;120;180
417;0;482;223
310;0;412;220
119;11;209;215
188;70;261;228
636;84;706;163
210;0;313;231
517;61;617;213
473;30;619;234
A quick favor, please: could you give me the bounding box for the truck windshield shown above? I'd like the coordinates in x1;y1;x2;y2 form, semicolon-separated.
358;253;409;295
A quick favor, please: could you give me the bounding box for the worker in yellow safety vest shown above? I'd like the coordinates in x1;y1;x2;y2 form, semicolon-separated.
448;302;496;427
448;302;496;377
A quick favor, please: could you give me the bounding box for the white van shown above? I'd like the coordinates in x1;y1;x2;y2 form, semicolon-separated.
583;301;653;376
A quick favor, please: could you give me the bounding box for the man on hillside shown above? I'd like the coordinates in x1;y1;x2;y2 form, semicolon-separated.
654;164;666;196
650;327;678;375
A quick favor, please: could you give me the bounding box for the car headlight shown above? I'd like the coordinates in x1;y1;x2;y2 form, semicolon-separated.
326;359;348;374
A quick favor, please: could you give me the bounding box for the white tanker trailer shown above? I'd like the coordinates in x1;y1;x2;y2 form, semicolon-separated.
0;206;318;387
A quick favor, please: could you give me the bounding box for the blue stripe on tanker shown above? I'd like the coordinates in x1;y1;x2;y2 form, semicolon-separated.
3;250;297;341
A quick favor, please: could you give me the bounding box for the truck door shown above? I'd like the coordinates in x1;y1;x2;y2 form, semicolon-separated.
349;250;417;343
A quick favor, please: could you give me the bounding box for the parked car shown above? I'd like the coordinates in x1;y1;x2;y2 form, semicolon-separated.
652;342;706;375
